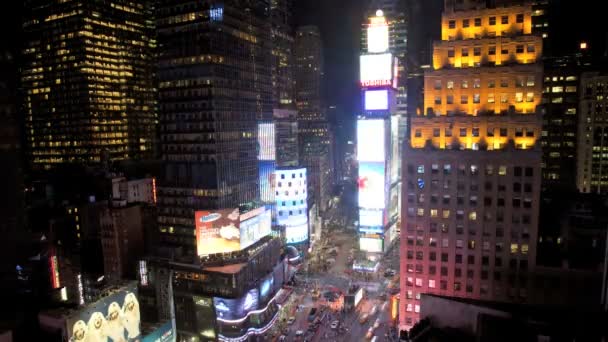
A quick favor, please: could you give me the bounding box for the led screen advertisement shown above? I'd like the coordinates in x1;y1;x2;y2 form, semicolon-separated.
259;161;276;203
359;209;383;227
67;285;141;342
196;209;241;256
358;162;386;209
257;122;275;161
390;116;400;184
240;208;272;250
357;120;385;162
367;24;389;53
259;273;275;304
285;222;309;244
364;90;389;111
360;53;393;87
213;288;259;321
359;236;383;253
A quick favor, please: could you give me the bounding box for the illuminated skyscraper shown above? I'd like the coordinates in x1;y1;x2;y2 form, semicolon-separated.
21;0;157;170
271;0;296;108
295;26;333;212
400;2;542;328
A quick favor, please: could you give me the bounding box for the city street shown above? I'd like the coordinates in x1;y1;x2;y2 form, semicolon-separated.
273;221;401;342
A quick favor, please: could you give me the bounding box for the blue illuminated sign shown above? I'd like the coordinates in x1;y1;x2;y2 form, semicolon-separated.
210;6;223;22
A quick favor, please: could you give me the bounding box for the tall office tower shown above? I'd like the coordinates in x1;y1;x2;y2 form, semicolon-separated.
400;2;543;328
540;49;591;191
270;0;295;108
156;1;272;256
21;0;157;170
357;11;401;257
295;26;333;212
577;72;608;194
363;0;408;138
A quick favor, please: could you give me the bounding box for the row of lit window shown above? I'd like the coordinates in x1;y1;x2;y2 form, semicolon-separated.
447;14;525;30
445;44;536;57
434;77;535;90
416;126;536;139
433;92;535;105
408;164;534;177
408;195;533;209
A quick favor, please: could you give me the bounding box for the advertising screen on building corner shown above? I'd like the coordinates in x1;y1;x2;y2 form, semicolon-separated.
357;120;385;162
364;89;389;111
196;209;241;256
360;53;393;87
358;162;386;209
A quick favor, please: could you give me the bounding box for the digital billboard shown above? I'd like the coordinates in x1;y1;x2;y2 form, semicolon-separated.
389;185;399;219
259;161;276;203
360;237;383;253
240;208;272;249
213;288;259;321
275;168;309;245
358;162;386;209
259;273;275;304
357;120;385;162
67;284;140;342
360;53;393;87
364;90;389;111
390;116;399;184
359;209;383;227
285;222;309;244
257;122;275;161
195;209;241;256
142;320;175;342
367;24;389;53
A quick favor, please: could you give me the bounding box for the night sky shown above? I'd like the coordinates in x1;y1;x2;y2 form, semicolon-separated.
295;0;368;121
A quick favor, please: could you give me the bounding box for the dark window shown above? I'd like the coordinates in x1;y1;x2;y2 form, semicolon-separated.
516;14;524;23
467;255;475;265
441;253;449;262
489;16;496;25
474;18;481;26
441;266;448;276
449;20;456;29
501;16;508;24
463;19;470;28
456;254;463;264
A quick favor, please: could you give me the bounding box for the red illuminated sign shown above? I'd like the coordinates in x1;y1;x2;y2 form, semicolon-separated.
361;79;392;87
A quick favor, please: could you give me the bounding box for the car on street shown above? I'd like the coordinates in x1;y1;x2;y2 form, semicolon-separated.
307;307;318;322
279;335;287;341
295;330;304;337
287;317;296;325
370;305;378;316
365;328;374;339
330;320;339;329
373;318;381;329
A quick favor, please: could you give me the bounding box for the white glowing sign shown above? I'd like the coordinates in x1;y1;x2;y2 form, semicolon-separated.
367;23;389;53
357;119;385;162
360;237;383;253
360;53;393;87
365;90;389;111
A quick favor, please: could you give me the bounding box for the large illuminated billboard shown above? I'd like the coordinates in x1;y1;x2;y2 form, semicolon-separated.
257;122;275;161
364;90;389;111
360;236;383;253
390;116;399;184
275;168;309;244
358;162;386;209
357;119;385;162
367;24;389;53
195;209;241;256
360;53;393;87
359;209;383;227
259;161;276;203
214;288;259;321
240;208;272;249
67;283;141;342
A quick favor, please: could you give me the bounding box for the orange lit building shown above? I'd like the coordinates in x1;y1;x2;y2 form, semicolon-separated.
400;1;542;329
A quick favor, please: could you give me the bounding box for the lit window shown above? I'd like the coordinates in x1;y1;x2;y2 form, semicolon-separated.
417;165;424;173
473;94;480;103
461;80;469;89
500;93;508;103
473;79;480;88
515;92;523;103
417;208;424;217
447;81;454;89
499;166;507;176
414;305;420;313
526;76;535;87
442;210;450;219
511;243;519;254
526;92;534;102
488;93;495;103
415;278;423;287
469;211;477;221
565;86;577;93
551;86;563;93
442;238;449;248
429;280;436;288
430;209;438;218
522;244;529;254
456;239;464;248
406;304;413;312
